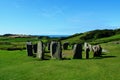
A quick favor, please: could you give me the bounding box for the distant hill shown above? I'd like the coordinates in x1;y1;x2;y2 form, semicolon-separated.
2;34;35;38
61;28;120;44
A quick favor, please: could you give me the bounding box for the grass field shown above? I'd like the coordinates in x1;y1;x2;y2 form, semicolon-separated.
0;37;39;50
62;34;120;45
0;42;120;80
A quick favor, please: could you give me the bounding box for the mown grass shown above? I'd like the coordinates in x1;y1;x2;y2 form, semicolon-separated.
0;42;120;80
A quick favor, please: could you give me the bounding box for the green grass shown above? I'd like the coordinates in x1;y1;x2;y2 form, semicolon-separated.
62;33;120;44
90;34;120;44
0;37;39;50
62;34;84;44
0;42;120;80
0;37;38;42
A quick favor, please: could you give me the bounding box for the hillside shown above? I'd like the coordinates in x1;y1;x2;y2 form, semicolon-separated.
61;29;120;44
0;28;120;50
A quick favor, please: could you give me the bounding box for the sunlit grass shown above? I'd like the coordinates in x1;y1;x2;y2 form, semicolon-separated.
0;42;120;80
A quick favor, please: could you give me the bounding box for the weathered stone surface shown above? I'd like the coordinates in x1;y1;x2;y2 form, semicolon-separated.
84;42;91;59
33;44;37;53
85;48;90;59
73;44;82;59
50;41;57;59
97;45;102;56
26;41;33;56
84;42;92;51
50;41;62;59
55;42;62;59
84;45;90;59
92;45;102;57
37;41;44;60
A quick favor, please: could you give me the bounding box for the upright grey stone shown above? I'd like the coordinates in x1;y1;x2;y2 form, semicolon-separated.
85;48;90;59
73;44;82;59
92;45;102;57
26;41;33;56
97;45;102;57
55;42;62;59
33;44;37;53
92;45;98;57
84;42;91;59
50;41;62;59
33;44;37;57
50;41;57;59
37;41;44;60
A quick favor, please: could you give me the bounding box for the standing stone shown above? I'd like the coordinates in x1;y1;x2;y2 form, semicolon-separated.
50;41;62;59
97;45;102;57
86;48;90;59
63;42;69;50
84;42;91;59
33;44;37;53
92;45;102;57
73;44;82;59
92;45;98;57
37;41;44;60
50;41;57;59
26;41;33;56
33;44;37;57
55;42;62;59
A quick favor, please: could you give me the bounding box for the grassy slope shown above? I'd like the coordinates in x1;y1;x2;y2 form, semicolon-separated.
0;37;38;50
0;42;120;80
0;36;56;50
91;34;120;44
62;34;120;44
62;34;84;44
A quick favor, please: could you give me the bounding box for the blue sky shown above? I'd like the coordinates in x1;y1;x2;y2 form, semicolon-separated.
0;0;120;35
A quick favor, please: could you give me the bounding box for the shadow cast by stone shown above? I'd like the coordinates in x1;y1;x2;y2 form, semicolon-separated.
101;53;106;55
101;55;117;58
44;55;51;60
62;58;71;60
